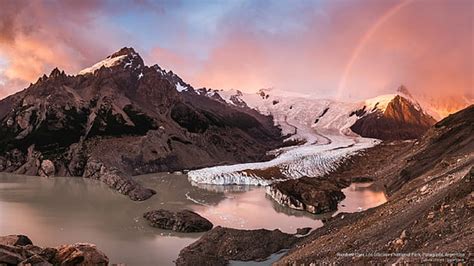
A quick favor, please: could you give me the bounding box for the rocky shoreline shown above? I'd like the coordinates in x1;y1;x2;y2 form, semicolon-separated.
0;235;109;265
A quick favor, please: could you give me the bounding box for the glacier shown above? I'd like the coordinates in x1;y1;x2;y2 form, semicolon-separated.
188;89;381;185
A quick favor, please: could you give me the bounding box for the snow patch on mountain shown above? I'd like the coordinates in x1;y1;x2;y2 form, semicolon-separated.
364;94;399;112
364;89;423;113
212;88;363;141
176;83;188;92
78;55;128;75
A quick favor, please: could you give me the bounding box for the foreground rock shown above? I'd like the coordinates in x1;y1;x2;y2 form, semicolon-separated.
143;210;213;232
52;243;109;265
0;235;33;246
176;226;298;265
267;177;348;214
0;235;109;265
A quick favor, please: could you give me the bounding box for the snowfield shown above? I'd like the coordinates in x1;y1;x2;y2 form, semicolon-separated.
78;55;128;75
188;89;382;185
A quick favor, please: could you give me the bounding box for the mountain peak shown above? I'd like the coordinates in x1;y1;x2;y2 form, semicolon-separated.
110;47;139;59
49;67;65;78
396;85;414;99
78;47;144;75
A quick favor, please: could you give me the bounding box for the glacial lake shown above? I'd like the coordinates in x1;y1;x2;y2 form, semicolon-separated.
0;172;386;265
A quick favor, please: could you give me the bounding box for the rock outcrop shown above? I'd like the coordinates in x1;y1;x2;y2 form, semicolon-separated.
0;47;282;201
39;160;55;177
52;243;109;265
176;226;298;265
0;235;109;266
0;235;33;247
266;177;348;214
83;160;156;201
143;209;213;232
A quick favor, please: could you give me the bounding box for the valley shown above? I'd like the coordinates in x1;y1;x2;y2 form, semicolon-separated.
0;47;471;265
0;172;386;265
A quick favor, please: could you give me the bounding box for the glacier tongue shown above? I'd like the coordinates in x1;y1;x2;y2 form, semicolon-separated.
188;88;382;186
188;134;379;185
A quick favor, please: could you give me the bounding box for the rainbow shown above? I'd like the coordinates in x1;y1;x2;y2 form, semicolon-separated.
336;0;414;99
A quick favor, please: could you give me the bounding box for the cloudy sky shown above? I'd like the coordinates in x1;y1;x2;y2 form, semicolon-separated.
0;0;472;102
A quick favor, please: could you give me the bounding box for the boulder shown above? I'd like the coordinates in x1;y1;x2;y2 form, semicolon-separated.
39;160;55;177
0;235;33;246
53;243;109;265
143;209;213;232
19;254;52;266
0;244;26;265
0;235;108;266
176;226;298;266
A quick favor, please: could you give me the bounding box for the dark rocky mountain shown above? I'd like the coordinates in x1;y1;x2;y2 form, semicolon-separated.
0;47;283;200
350;88;437;140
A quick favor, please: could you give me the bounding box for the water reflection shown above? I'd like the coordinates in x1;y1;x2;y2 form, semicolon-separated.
336;182;387;214
189;181;255;193
0;173;316;265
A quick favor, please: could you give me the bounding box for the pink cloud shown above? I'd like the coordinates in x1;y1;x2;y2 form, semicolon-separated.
0;0;471;116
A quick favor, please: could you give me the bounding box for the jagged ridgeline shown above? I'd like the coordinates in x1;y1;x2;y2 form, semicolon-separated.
0;47;283;200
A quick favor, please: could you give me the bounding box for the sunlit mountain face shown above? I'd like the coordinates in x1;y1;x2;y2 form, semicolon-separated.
0;0;472;114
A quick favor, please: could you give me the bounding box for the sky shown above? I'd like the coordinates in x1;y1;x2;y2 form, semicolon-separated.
0;0;472;105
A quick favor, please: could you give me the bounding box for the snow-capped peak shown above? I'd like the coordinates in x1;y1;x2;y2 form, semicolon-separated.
78;47;144;75
364;85;422;113
78;55;127;75
364;94;399;112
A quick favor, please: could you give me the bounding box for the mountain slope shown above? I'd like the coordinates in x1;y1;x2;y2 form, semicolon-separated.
277;104;474;264
0;47;283;200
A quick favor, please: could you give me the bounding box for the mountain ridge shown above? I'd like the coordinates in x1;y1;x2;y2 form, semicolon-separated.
198;86;436;141
0;47;283;200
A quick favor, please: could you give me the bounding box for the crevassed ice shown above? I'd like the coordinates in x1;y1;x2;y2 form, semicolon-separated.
188;136;379;185
186;88;388;186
